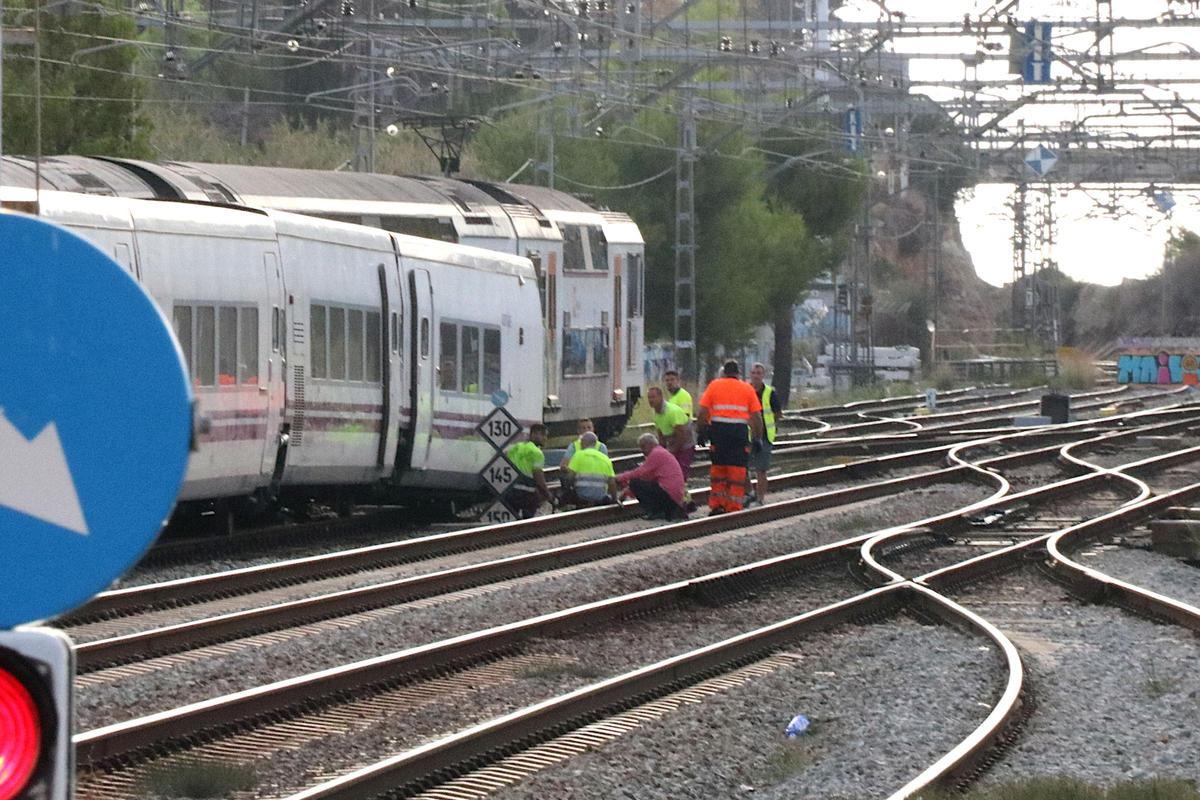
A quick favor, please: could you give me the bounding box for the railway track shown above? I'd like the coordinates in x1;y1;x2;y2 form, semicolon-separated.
274;453;1200;800
68;414;1200;798
60;410;1200;675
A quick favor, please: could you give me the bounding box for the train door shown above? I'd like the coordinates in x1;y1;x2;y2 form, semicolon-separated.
385;255;405;472
375;262;392;470
262;251;288;485
612;254;623;397
408;268;435;470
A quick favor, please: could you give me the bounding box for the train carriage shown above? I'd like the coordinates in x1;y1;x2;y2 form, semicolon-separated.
13;189;543;517
0;155;644;438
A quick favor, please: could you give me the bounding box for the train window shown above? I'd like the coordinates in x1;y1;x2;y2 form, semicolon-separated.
239;307;259;385
197;306;216;386
218;306;238;386
563;328;609;377
380;216;458;243
462;326;481;393
390;312;399;353
420;318;430;359
366;312;382;383
563;329;587;376
329;306;347;380
626;254;643;317
439;322;458;391
348;309;365;382
173;306;193;379
527;252;546;320
627;320;636;369
311;304;327;379
562;225;585;272
587;226;608;271
592;328;610;374
483;329;501;394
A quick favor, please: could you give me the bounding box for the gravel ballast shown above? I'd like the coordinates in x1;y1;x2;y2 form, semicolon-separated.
75;481;993;729
954;567;1200;787
1084;546;1200;609
487;619;999;800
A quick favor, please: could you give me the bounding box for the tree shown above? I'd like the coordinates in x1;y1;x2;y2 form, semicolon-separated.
472;104;777;363
759;125;867;405
3;0;151;157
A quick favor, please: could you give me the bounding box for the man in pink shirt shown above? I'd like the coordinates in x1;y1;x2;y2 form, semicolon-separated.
616;433;689;521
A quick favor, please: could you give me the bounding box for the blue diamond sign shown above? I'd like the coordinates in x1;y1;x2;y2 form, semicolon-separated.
0;213;193;626
1024;145;1058;178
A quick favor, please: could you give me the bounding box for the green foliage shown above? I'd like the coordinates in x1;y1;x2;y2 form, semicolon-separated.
144;104;449;174
472;105;773;352
761;125;866;238
2;0;151;156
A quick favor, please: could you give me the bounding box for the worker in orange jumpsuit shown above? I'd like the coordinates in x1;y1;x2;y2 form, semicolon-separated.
697;360;765;515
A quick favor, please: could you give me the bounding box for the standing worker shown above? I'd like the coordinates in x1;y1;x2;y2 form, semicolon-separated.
506;423;554;518
697;360;764;515
746;362;781;505
663;370;693;418
647;387;694;474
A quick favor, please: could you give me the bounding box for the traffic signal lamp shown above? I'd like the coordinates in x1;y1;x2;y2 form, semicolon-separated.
0;628;73;800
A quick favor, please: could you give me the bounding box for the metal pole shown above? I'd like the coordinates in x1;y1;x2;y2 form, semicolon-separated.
240;86;250;147
1;0;5;185
933;169;941;364
33;0;40;200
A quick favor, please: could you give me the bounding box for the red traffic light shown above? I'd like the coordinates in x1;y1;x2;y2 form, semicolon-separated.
0;667;41;800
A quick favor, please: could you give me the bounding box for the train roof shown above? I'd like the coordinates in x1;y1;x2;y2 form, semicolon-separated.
0;155;159;196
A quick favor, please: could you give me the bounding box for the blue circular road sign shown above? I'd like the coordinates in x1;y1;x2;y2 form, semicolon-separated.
0;214;192;626
491;389;510;407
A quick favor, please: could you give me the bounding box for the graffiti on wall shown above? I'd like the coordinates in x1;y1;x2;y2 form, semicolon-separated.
1116;338;1200;385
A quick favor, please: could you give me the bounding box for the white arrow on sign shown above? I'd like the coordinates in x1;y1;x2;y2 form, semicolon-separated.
0;412;89;535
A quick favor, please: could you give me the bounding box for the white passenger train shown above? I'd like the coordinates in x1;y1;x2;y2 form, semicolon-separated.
0;156;645;438
10;189;544;517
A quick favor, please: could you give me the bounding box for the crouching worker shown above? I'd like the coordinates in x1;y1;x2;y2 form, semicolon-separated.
506;423;554;518
616;433;689;521
560;432;619;508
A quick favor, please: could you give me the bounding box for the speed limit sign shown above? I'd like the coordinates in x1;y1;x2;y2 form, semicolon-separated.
477;406;522;451
480;501;516;525
481;453;520;496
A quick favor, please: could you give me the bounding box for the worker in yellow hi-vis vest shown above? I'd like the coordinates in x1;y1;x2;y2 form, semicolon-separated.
746;362;781;506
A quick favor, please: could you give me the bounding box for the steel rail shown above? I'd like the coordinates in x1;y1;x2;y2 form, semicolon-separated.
76;428;1199;775
61;428;1010;622
789;384;1137;441
74;534;871;767
280;585;913;800
1046;484;1200;631
281;451;1200;800
83;419;1142;671
782;385;988;420
862;435;1200;586
74;419;1171;668
65;408;1200;626
892;482;1200;797
70;462;968;670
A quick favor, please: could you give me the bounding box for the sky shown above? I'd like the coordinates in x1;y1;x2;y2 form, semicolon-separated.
834;0;1200;286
